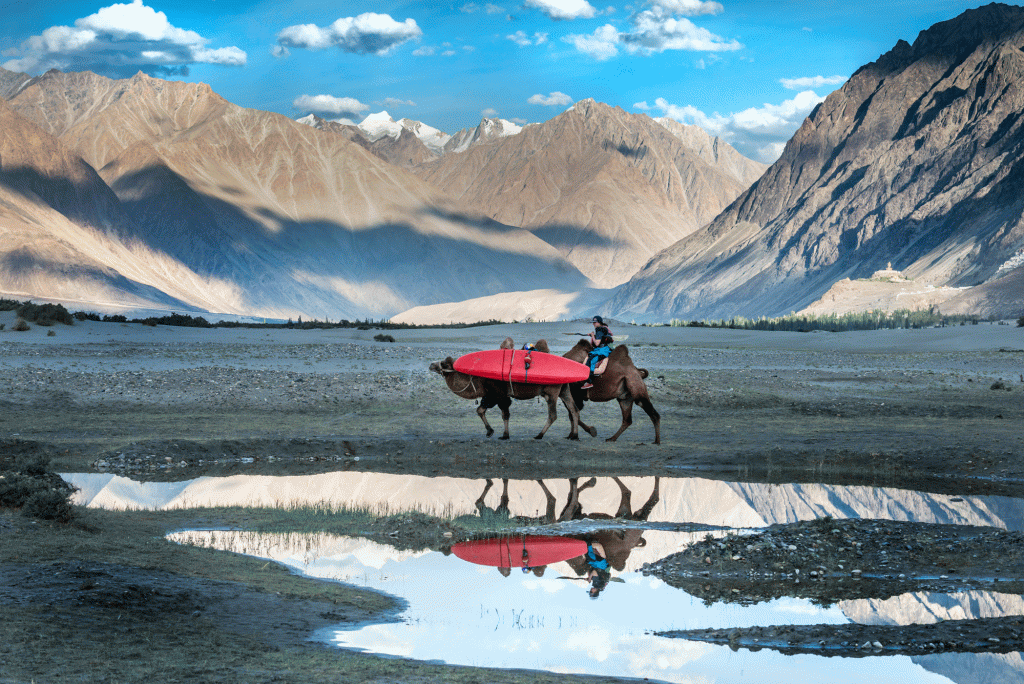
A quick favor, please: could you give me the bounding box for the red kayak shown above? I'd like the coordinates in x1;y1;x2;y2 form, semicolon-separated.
452;535;587;568
453;348;590;385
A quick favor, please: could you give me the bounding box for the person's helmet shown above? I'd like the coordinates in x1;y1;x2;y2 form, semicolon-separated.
522;343;536;351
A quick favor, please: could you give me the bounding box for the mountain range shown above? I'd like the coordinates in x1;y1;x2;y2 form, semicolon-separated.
2;3;1023;322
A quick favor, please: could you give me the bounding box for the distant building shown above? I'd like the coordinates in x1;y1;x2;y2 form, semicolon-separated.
871;262;907;282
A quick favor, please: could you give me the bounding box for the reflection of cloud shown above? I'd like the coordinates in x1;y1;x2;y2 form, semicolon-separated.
2;0;246;77
277;12;421;55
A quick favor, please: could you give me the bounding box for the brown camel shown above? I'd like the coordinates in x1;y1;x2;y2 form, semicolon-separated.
563;340;661;444
429;338;581;440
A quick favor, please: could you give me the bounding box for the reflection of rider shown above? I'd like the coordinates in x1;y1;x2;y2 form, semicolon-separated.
583;541;611;598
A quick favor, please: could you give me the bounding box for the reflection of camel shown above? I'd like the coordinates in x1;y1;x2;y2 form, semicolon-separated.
564;477;660;573
430;338;581;440
473;478;558;526
563;341;661;444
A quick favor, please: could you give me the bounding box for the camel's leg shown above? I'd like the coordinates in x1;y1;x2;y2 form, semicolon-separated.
497;478;510;516
636;396;661;445
477;397;497;437
561;385;595;438
607;397;635;442
534;387;561;439
558;477;580;521
475;479;495;514
536;480;556;522
631;477;660;521
611;476;632;518
498;396;512;440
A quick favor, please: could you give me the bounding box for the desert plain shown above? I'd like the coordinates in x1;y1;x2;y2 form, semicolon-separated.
2;311;1024;681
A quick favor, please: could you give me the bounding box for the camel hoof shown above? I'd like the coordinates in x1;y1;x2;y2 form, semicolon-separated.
534;433;544;440
566;433;579;441
586;427;597;437
605;436;618;442
500;434;510;440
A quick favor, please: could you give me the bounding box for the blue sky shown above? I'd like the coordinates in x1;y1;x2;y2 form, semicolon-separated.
1;0;1017;162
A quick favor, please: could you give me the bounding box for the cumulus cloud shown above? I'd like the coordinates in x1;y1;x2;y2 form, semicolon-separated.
528;91;573;106
271;45;290;58
292;94;370;119
525;0;597;20
384;97;416;107
780;74;846;90
482;107;499;117
622;12;741;54
412;45;435;56
277;12;421;55
562;24;620;60
563;0;739;60
641;90;825;163
1;0;246;77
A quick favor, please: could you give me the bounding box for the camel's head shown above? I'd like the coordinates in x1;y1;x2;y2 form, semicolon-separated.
429;357;456;375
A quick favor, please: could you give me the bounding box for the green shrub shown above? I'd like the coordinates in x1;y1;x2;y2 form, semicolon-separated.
13;318;29;332
374;333;396;343
0;456;78;523
1018;316;1023;328
16;302;73;326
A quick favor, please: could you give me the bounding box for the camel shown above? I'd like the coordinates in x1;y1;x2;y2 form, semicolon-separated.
429;338;581;440
563;340;661;444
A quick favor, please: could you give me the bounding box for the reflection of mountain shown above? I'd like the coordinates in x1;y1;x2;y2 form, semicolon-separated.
68;472;1024;573
842;592;1024;684
171;530;426;570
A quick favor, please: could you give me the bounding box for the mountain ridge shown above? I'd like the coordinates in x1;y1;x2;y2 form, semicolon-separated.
610;2;1024;320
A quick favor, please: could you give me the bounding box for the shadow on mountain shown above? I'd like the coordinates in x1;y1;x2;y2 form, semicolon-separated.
109;164;593;317
0;248;203;311
0;164;128;233
602;139;648;160
530;224;628;251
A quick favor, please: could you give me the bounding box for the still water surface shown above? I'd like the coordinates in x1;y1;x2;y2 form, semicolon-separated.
67;472;1024;683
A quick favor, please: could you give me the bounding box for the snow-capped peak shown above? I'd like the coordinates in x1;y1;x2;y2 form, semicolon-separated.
358;111;402;141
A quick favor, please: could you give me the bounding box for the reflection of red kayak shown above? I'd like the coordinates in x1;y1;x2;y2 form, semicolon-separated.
452;535;587;568
453;349;590;385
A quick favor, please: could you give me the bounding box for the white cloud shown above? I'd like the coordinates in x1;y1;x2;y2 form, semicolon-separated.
442;49;457;56
412;45;435;56
463;45;476;52
623;12;741;54
562;24;619;60
563;1;740;60
271;45;290;58
1;0;246;77
460;2;480;12
277;12;421;55
486;4;506;13
642;90;825;163
293;94;370;118
384;97;416;107
528;91;573;106
507;30;549;46
525;0;598;20
647;0;724;15
633;100;652;110
482;107;499;117
780;75;846;90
